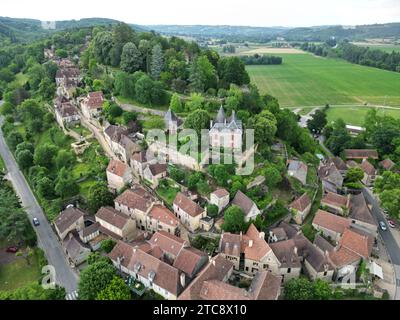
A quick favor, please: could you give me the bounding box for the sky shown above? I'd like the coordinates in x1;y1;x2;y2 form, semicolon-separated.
1;0;399;27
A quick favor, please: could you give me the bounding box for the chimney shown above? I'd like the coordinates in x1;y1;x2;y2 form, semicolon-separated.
212;259;216;266
249;240;253;248
293;246;298;255
180;273;186;288
259;232;265;240
239;231;243;241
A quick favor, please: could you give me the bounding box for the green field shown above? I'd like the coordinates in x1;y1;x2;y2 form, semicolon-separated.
247;53;400;107
325;106;400;126
352;42;400;53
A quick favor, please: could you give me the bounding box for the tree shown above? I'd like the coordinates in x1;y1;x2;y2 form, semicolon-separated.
96;276;131;300
247;110;277;145
169;167;185;184
38;78;55;100
307;109;327;133
36;177;55;199
380;189;400;219
78;260;116;300
0;283;65;300
87;252;112;265
93;31;113;65
138;39;152;72
114;72;135;99
184;109;210;135
55;150;75;170
33;144;57;169
101;239;117;253
87;183;114;214
218;57;250;87
313;279;333;300
221;205;246;233
185;93;205;112
120;42;142;73
16;247;34;265
284;278;314;300
206;204;219;218
169;93;183;113
208;164;230;187
345;167;364;183
6;131;23;151
122;111;137;125
110;23;136;67
55;167;79;199
16;149;33;170
326;119;351;155
135;74;154;104
264;166;282;189
189;55;217;92
150;44;164;80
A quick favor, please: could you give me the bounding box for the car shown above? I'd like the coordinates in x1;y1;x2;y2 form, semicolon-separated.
6;246;18;253
32;217;40;226
388;220;396;228
379;221;387;231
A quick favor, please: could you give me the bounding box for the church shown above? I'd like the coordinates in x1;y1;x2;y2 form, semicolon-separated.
209;106;243;150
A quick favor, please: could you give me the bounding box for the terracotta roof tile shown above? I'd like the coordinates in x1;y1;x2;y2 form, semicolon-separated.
148;205;180;228
344;149;378;159
54;207;85;235
115;187;156;213
313;210;351;234
212;188;229;198
173;192;204;217
290;193;311;212
321;192;349;208
232;190;257;216
95;207;131;229
107;159;129;177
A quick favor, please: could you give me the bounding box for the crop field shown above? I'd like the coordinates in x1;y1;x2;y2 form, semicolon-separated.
351;42;400;53
246;53;400;107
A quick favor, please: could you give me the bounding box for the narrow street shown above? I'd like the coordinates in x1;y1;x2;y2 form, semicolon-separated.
0;115;79;295
113;97;166;117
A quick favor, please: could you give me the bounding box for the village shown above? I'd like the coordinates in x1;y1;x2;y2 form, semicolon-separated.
49;49;397;301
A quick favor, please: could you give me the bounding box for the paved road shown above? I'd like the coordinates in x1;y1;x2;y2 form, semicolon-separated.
0;115;78;294
362;187;400;300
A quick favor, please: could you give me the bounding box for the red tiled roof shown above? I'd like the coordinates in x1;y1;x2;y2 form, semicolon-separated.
344;149;378;159
107;159;129;177
244;224;271;261
148;230;186;257
290;193;311;212
173;192;204;217
212;188;229;198
360;159;376;176
86;91;104;109
173;247;208;276
115;187;155;213
148;205;180;228
54;207;85;235
321;192;349;208
340;228;373;259
379;159;395;170
95;207;130;229
312;210;351;235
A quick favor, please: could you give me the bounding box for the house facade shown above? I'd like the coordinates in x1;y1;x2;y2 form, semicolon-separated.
95;206;137;241
210;188;230;213
289;193;311;225
81;91;104;119
106;159;132;192
173;192;207;232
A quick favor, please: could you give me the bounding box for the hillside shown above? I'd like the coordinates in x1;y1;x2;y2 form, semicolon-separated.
146;22;400;42
0;16;147;45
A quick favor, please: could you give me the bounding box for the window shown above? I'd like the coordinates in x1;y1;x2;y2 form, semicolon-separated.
324;271;328;276
287;268;291;273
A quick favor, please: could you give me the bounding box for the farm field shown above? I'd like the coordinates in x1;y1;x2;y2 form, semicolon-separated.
246;53;400;107
351;42;400;53
325;106;400;126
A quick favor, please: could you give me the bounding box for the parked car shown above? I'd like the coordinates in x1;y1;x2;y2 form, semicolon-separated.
6;246;18;253
388;220;396;228
379;221;387;231
33;217;40;226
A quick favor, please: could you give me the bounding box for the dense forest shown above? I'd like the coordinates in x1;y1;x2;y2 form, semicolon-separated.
300;41;400;73
240;54;282;65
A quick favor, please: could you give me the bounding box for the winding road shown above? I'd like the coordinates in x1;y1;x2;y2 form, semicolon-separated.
0;113;78;295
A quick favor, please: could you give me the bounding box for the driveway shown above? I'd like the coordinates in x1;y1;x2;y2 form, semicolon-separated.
0;116;78;295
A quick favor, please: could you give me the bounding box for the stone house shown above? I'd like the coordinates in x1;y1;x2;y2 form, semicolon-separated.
143;163;168;188
106;159;132;192
164;109;182;135
95;206;137;241
312;210;351;242
231;190;261;222
130;151;149;177
344;149;379;160
114;185;158;231
55;102;80;128
320;192;350;215
54;207;86;240
63;232;91;267
360;159;377;186
318;161;344;194
210;188;230;213
81;91;104;119
104;125;141;164
379;158;395;171
287;160;308;185
289;192;311;225
173;192;207;232
349;193;377;235
146;205;180;235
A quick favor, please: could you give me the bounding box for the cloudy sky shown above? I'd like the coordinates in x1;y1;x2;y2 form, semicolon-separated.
2;0;399;27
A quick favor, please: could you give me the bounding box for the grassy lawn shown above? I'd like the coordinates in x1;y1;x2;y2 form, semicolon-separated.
156;180;180;207
116;96;169;111
325;106;400;126
69;124;91;137
0;250;42;291
247;53;400;107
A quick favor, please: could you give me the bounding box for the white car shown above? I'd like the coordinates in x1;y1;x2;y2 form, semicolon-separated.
379;221;387;231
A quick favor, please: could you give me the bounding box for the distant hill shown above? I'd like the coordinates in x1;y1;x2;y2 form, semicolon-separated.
145;23;400;42
146;24;290;42
0;17;147;45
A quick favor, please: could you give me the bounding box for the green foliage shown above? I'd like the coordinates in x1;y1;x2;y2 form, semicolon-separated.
184;109;210;135
120;42;142;73
169;93;183;113
87;182;114;214
0;283;65;300
307;109;327;133
150;44;164;80
101;239;117;253
206;204;219;218
55;167;79;199
221;205;246;233
264;166;282;189
247;109;277;145
284;277;333;300
345;167;364;183
168;166;185;184
6;131;23;151
96;276;131;300
33;143;57;169
16;149;33;170
78;260;117;300
55;150;74;170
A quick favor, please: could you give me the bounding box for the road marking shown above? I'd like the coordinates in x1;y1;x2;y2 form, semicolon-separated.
66;290;78;300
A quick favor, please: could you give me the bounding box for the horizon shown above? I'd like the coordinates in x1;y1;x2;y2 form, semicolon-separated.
2;0;400;28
